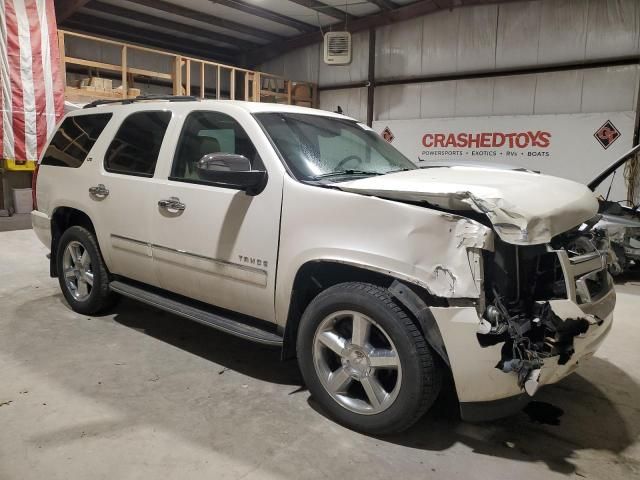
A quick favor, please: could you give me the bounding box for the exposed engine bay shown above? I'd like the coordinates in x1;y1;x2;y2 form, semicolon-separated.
478;223;609;395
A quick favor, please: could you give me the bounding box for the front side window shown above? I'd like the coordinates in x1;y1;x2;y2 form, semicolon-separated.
41;113;112;167
104;111;171;177
170;111;262;183
254;112;415;181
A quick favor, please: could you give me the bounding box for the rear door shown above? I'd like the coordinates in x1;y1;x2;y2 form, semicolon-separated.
90;109;172;286
149;107;283;322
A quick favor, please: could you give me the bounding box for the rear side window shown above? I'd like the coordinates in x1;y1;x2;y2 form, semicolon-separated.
104;111;171;177
41;113;112;167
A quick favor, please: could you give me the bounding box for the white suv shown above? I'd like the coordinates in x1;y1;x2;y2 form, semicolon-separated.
32;97;615;434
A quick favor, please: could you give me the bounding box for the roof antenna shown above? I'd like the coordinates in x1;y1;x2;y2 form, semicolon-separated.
335;105;343;114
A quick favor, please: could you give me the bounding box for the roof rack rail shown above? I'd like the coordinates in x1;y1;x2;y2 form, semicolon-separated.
83;95;198;109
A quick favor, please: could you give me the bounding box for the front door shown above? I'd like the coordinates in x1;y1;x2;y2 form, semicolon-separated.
149;109;282;322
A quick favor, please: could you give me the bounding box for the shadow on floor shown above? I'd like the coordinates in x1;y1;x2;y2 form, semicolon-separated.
110;298;302;387
613;269;640;286
109;299;640;474
366;357;639;475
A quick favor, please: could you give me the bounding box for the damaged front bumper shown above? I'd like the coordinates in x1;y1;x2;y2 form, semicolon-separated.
431;232;616;420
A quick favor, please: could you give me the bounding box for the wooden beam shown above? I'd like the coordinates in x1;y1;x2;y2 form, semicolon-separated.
230;69;235;100
55;0;90;22
367;0;398;11
216;66;221;99
185;59;191;96
173;56;183;96
57;31;66;82
286;0;357;21
123;0;282;43
200;62;206;99
84;1;259;50
209;0;316;33
121;46;127;97
247;0;441;65
65;15;236;62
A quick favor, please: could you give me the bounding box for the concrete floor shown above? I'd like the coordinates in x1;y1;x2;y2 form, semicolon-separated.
0;229;639;480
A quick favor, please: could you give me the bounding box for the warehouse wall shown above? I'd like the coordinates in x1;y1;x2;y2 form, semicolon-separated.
259;0;640;123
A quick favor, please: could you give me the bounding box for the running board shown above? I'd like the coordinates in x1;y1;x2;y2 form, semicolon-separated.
109;280;283;346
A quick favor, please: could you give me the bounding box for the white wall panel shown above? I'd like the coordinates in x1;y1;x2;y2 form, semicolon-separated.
373;65;639;120
581;65;640;113
492;74;537;115
420;10;460;75
538;0;588;64
419;81;456;118
375;18;422;79
318;88;367;122
454;78;494;117
495;1;541;68
533;70;584;114
374;84;421;120
456;5;498;72
260;43;320;83
586;0;640;59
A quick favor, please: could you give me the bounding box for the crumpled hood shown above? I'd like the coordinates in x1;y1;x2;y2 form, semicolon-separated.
338;167;599;245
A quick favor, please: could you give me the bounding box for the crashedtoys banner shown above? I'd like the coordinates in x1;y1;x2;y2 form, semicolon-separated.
373;111;635;201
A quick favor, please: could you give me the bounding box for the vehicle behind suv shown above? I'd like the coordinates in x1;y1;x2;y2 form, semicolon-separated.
32;97;615;434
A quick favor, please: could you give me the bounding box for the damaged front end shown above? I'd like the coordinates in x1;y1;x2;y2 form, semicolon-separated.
478;224;612;396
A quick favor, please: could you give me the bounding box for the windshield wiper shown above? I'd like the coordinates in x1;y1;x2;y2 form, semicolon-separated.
312;169;383;179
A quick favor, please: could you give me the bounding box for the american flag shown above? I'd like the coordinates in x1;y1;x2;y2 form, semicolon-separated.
0;0;64;164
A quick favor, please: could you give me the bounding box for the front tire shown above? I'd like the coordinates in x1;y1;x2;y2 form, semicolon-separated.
297;282;442;435
56;226;114;315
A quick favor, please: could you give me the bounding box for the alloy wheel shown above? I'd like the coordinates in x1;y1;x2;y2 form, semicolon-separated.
312;310;402;415
62;240;94;301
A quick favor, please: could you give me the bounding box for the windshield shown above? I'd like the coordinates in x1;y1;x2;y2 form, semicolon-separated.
255;112;416;181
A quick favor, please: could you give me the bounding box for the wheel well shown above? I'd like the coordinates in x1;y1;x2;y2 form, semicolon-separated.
281;261;444;360
50;207;96;277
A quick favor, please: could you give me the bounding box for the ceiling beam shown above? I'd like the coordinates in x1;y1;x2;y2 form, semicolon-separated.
123;0;282;43
286;0;357;22
247;0;441;65
83;1;259;50
65;14;236;62
209;0;317;33
367;0;398;11
55;0;91;22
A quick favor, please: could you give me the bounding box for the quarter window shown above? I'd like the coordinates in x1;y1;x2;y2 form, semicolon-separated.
41;113;112;168
104;111;171;177
170;111;262;182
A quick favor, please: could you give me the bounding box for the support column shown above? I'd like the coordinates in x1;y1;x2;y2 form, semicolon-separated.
366;28;376;127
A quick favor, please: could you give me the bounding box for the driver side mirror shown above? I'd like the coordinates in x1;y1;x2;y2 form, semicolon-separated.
196;153;267;195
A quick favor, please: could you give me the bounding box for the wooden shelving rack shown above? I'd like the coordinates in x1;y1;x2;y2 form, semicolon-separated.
59;30;317;107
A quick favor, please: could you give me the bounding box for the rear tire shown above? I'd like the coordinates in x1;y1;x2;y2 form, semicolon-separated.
56;226;114;315
297;282;442;435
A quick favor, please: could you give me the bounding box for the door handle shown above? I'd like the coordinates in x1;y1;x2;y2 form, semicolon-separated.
89;184;109;197
158;197;186;211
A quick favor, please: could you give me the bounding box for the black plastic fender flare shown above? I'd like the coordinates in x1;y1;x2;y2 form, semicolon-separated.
388;279;451;367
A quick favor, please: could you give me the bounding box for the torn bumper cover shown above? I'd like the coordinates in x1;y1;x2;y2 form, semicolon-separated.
432;235;615;415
